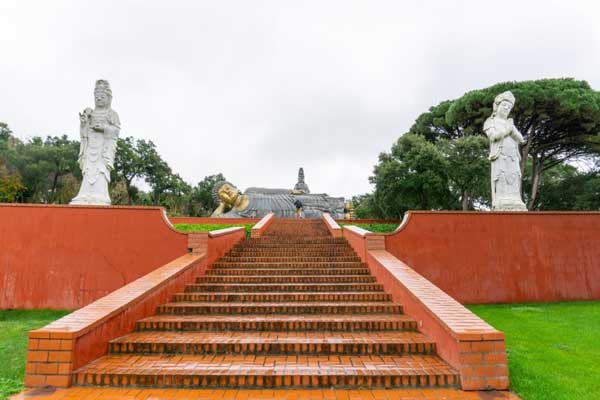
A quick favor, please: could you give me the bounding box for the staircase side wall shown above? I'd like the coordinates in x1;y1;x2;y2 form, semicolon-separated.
343;226;509;391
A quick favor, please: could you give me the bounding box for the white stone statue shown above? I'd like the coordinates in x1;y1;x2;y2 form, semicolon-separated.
70;80;120;205
483;91;527;211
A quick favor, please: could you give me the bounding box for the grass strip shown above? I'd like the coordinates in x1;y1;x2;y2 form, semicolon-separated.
0;309;71;400
469;301;600;400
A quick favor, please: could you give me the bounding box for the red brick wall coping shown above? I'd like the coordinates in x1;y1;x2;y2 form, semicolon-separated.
0;202;164;210
251;213;275;238
342;226;509;391
321;213;342;237
0;203;183;234
390;210;600;234
209;226;245;237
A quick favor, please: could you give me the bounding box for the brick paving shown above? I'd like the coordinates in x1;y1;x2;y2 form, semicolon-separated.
13;387;521;399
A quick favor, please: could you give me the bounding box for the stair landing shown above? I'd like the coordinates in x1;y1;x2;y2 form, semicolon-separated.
13;387;521;399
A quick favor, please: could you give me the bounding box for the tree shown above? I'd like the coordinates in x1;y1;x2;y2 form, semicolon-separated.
412;78;600;209
350;193;382;219
369;134;454;218
528;162;600;210
436;136;490;210
0;166;26;202
0;122;13;142
113;137;149;204
8;135;80;203
42;136;81;203
0;122;203;213
189;173;227;216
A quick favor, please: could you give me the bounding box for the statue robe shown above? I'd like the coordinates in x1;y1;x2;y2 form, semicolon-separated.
484;116;526;211
71;108;120;205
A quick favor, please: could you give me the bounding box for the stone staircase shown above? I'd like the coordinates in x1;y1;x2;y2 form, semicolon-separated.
72;219;458;389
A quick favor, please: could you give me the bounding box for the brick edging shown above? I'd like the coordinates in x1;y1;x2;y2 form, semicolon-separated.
342;227;509;391
251;213;275;238
25;254;204;388
321;213;342;237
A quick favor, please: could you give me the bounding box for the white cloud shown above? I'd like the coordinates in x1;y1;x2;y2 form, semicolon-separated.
1;0;599;198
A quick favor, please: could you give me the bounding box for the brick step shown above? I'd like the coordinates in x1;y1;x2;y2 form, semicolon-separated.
220;256;362;263
172;292;392;302
184;283;385;293
212;263;364;269
236;241;348;247
233;246;353;251
236;241;349;247
136;314;417;332
212;262;365;269
73;354;458;389
195;275;377;284
262;234;333;238
242;238;346;244
156;302;403;315
205;268;370;276
227;250;357;257
109;331;436;355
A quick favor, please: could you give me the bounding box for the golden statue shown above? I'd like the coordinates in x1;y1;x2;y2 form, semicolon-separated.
344;200;355;220
210;181;251;217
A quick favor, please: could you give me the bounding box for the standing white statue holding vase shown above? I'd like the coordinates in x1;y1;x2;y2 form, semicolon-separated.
70;80;120;205
483;91;527;211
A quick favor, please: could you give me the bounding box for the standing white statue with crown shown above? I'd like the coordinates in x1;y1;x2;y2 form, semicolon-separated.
483;91;527;211
71;80;120;205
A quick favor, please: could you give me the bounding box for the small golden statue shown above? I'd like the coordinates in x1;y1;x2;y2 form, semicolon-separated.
344;200;355;220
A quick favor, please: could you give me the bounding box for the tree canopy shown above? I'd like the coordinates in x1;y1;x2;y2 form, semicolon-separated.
0;123;225;216
364;78;600;218
411;78;600;208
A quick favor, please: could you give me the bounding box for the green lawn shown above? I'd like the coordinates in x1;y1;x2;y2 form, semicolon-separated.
468;301;600;400
174;223;255;237
338;222;399;233
0;309;70;400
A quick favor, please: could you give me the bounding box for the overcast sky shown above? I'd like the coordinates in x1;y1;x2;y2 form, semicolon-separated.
1;1;599;198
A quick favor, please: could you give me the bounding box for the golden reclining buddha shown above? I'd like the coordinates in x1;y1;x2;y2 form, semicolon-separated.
211;169;347;219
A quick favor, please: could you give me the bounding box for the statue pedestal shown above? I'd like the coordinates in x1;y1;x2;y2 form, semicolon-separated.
493;198;527;211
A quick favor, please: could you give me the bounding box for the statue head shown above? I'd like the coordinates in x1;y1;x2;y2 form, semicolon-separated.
298;167;305;183
212;180;241;207
94;79;112;108
492;91;515;120
293;167;310;194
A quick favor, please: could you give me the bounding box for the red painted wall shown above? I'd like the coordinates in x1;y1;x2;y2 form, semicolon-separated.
385;211;600;304
0;204;189;310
